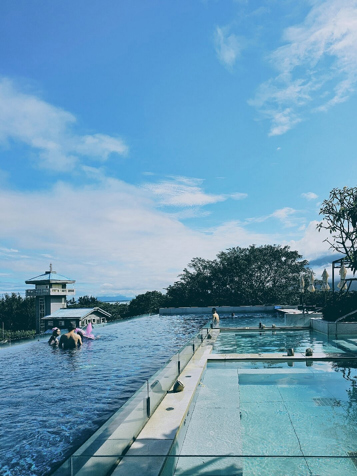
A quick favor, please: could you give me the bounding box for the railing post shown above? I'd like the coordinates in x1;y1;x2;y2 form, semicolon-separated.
146;380;150;417
178;354;181;375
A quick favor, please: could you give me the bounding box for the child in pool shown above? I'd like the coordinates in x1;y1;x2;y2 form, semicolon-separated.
48;327;60;346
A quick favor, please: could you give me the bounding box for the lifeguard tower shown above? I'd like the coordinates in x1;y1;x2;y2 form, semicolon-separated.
25;265;75;333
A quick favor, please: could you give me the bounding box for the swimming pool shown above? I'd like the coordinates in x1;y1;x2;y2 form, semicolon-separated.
0;314;208;476
173;359;357;475
204;311;285;329
212;329;357;355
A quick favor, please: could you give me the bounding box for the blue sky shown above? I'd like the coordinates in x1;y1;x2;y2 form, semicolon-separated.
1;0;356;297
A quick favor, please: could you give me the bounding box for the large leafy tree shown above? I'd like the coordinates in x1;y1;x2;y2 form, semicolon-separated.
128;291;167;316
0;294;36;331
317;186;357;273
166;245;308;306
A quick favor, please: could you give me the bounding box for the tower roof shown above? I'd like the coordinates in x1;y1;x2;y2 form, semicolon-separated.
25;267;75;285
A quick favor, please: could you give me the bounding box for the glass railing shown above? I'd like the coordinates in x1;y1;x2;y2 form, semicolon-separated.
53;454;357;476
51;324;211;475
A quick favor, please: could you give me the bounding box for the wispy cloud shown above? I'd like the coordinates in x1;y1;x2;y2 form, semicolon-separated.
144;176;247;207
0;78;128;171
214;26;242;68
247;207;305;228
230;192;248;200
249;0;357;135
301;192;318;200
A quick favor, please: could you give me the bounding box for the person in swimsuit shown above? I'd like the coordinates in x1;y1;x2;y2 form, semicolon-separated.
48;328;60;346
212;309;220;324
59;323;82;349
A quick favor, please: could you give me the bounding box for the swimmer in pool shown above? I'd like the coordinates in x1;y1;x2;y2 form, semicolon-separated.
48;327;60;346
59;323;82;349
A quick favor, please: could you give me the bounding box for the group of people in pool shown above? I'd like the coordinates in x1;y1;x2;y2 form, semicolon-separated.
48;324;83;349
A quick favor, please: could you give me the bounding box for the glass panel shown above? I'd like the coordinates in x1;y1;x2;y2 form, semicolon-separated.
148;355;179;413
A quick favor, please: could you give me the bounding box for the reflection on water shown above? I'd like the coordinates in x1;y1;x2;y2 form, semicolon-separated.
0;314;208;476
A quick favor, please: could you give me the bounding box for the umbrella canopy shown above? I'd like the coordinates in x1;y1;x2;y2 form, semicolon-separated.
307;270;315;292
321;269;330;291
338;263;347;291
299;274;305;293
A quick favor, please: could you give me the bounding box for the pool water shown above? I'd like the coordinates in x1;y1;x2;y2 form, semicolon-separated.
212;330;355;354
205;312;285;329
174;360;357;476
0;314;208;476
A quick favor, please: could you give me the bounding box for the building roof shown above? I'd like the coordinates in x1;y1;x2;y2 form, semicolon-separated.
25;270;75;285
41;307;111;320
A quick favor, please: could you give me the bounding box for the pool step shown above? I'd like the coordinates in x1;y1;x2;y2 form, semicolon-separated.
346;339;357;346
332;340;357;352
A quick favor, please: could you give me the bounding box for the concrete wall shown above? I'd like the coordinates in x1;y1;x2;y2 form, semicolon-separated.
159;305;278;315
311;318;357;336
284;313;314;327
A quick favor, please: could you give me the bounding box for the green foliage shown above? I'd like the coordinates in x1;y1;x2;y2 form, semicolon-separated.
322;292;357;321
0;293;36;332
1;329;36;341
317;186;357;273
77;295;101;307
127;291;166;316
98;302;129;321
165;245;309;307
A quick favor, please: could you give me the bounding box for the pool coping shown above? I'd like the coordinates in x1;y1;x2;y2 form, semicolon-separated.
207;352;357;361
218;326;310;332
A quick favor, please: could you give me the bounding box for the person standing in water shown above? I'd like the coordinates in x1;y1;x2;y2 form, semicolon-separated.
48;327;60;346
59;323;82;349
212;308;220;324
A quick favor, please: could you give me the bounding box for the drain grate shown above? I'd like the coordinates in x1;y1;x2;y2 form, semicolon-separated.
348;452;357;469
313;397;341;407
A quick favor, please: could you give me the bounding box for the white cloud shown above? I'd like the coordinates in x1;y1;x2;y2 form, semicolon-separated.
214;26;242;68
286;220;332;261
301;192;318;200
230;192;248;200
143;177;248;208
0;178;268;295
143;177;227;207
0;78;128;171
250;0;357;135
246;207;304;228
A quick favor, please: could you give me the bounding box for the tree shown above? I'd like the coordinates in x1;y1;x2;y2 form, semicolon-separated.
165;245;308;306
128;291;167;316
317;186;357;273
77;295;101;307
0;294;36;331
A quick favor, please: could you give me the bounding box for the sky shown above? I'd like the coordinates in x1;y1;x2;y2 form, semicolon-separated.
1;0;356;298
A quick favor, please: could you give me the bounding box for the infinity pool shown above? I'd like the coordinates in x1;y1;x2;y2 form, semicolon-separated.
0;314;208;476
174;360;357;475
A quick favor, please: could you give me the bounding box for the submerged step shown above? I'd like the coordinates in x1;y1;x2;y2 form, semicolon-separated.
332;340;357;352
